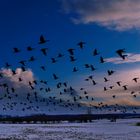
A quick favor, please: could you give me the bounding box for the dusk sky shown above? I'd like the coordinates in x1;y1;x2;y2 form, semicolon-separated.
0;0;140;116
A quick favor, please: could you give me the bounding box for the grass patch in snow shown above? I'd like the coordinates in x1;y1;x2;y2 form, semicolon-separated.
136;122;140;126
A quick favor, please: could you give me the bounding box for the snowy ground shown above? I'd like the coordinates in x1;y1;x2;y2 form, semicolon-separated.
0;119;140;140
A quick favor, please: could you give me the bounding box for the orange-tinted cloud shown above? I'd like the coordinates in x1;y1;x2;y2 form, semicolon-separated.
106;53;140;64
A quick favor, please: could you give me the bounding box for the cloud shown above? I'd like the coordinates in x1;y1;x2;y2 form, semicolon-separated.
106;53;140;64
82;96;140;107
0;68;91;115
0;68;36;99
0;68;39;115
61;0;140;31
77;68;140;106
100;96;140;107
0;68;34;88
0;67;139;115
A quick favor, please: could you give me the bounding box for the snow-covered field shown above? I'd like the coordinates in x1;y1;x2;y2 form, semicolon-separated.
0;119;140;140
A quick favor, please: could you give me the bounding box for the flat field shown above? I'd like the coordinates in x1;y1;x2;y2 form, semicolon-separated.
0;119;140;140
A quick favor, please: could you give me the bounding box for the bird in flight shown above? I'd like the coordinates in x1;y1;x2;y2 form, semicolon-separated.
107;70;115;76
100;56;105;63
132;77;139;83
29;56;36;62
92;80;97;85
21;66;26;72
19;60;26;66
104;87;107;91
68;48;75;55
5;62;11;68
53;74;58;80
104;77;109;82
73;67;78;72
90;65;96;71
70;56;76;62
93;49;99;56
57;53;64;58
39;35;49;44
116;49;127;60
41;48;48;56
116;81;122;86
122;85;128;90
112;95;116;98
13;47;20;53
77;41;86;49
27;46;34;51
84;64;90;68
40;66;46;71
51;58;57;63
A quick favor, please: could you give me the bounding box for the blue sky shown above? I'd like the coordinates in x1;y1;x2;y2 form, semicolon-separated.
0;0;140;115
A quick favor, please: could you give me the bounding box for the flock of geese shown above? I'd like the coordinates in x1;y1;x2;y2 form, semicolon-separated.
0;35;139;114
